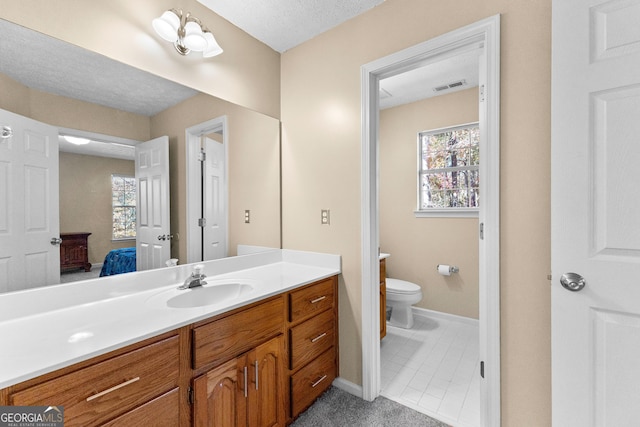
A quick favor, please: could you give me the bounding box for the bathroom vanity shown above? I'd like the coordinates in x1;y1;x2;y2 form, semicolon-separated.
0;249;340;426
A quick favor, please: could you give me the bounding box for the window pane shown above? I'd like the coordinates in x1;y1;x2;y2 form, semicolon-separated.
112;175;137;239
124;191;136;206
418;123;480;210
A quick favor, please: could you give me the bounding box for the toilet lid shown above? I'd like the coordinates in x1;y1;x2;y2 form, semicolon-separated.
386;278;421;294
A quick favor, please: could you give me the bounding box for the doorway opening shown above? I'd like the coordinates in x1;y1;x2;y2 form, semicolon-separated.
186;116;229;263
360;15;501;426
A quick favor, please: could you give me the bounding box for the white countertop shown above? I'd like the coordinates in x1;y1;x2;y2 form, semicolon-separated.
0;249;341;389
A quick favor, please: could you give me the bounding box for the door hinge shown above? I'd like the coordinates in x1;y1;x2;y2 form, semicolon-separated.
187;386;194;405
480;84;485;102
479;222;484;240
480;361;485;378
198;218;206;227
198;151;206;162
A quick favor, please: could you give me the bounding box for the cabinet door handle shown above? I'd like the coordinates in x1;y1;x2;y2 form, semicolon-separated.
86;377;140;402
243;366;248;398
310;332;327;343
254;361;259;390
311;375;327;388
310;296;326;304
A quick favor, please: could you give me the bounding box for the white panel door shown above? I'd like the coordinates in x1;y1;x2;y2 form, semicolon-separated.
203;136;227;260
552;0;640;425
135;136;170;271
0;108;59;292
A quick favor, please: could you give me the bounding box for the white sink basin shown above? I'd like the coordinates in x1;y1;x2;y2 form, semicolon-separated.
147;279;256;309
167;282;254;308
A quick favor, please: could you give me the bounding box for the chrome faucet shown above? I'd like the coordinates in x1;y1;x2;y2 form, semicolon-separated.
179;264;207;289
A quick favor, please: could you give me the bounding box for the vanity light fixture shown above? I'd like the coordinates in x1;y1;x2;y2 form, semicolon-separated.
152;9;223;58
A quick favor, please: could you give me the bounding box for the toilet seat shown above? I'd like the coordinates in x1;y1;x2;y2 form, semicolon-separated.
386;278;421;295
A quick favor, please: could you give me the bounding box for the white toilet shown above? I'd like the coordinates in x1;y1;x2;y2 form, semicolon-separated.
386;278;423;329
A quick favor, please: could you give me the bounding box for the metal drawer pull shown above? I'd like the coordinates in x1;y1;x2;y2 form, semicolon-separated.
243;366;248;397
255;361;259;390
86;377;140;402
311;332;327;343
311;375;328;388
310;296;326;304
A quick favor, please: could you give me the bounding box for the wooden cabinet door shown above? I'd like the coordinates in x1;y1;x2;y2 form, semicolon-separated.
194;336;284;427
248;336;285;427
193;357;248;427
380;259;386;339
380;282;386;339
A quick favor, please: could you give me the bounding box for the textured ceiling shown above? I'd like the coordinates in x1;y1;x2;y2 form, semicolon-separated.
0;19;198;117
197;0;386;52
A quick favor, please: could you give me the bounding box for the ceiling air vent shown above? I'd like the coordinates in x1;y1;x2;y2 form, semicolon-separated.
433;79;467;93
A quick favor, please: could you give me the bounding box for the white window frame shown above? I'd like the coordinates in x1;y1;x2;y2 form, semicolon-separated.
415;121;480;218
111;174;136;241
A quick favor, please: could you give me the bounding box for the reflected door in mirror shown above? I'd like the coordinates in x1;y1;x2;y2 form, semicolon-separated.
0;109;60;293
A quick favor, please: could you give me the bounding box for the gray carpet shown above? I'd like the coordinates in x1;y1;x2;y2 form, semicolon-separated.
59;267;101;283
290;387;450;427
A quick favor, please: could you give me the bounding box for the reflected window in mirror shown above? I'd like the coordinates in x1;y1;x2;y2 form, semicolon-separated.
112;175;136;240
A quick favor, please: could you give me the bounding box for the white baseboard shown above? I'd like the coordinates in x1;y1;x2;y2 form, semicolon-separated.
412;306;479;326
332;377;362;398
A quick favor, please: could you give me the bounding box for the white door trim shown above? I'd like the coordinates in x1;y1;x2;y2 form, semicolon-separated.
186;116;229;263
360;15;501;426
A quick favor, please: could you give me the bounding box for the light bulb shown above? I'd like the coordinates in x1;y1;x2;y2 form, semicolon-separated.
63;135;91;145
203;32;224;57
153;10;180;42
183;21;207;51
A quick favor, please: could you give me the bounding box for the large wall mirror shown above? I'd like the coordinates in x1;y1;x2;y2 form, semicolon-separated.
0;19;281;292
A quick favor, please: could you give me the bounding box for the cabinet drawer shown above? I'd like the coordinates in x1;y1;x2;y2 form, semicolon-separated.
290;309;334;370
101;388;179;427
289;278;334;323
11;336;179;427
290;348;336;417
193;296;284;370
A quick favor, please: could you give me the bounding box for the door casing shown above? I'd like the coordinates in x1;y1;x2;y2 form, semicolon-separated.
360;15;501;426
186;116;229;263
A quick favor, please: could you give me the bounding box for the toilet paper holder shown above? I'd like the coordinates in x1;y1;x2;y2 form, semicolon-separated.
437;264;459;275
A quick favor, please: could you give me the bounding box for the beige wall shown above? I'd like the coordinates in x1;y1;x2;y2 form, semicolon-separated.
151;93;281;261
0;73;29;115
59;153;135;265
281;1;551;426
1;0;281;118
380;88;479;319
0;75;151;141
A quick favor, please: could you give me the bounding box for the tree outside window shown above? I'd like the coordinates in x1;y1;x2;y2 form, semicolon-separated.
112;175;136;239
418;123;479;211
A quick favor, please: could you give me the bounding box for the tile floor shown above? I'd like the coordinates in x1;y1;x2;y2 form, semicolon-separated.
380;312;480;427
